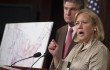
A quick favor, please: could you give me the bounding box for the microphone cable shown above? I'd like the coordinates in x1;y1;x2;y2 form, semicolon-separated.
29;53;46;70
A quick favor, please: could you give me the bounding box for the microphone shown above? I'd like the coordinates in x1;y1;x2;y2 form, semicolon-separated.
33;52;41;57
67;62;71;68
67;62;71;70
29;53;46;70
11;52;41;66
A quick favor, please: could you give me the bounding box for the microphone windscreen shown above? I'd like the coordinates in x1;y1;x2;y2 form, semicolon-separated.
33;52;41;57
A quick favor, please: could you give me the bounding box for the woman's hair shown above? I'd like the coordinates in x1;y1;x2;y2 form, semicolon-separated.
74;8;104;41
63;0;84;9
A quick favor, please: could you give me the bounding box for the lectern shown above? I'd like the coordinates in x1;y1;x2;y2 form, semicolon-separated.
0;65;47;70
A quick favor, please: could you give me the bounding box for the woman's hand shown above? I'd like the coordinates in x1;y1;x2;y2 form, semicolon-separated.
48;39;60;68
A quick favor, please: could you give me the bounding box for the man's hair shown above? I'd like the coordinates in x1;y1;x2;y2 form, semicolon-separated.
63;0;84;9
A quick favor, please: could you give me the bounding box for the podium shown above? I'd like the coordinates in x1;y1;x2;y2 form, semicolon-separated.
0;65;47;70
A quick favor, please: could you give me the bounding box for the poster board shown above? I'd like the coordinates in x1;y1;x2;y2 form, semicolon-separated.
0;22;53;68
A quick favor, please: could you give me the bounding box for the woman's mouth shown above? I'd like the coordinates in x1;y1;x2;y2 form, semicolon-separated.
78;31;84;37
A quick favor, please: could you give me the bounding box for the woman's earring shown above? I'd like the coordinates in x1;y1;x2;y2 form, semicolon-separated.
94;28;96;31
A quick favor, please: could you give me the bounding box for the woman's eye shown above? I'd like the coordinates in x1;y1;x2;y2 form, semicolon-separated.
75;22;79;25
75;21;88;25
82;22;87;24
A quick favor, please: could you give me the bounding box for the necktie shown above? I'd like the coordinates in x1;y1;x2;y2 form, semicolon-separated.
64;28;73;58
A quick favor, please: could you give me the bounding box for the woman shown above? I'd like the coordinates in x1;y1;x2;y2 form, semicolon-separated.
48;9;109;70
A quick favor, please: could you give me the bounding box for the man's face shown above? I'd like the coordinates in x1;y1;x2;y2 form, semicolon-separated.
64;1;80;25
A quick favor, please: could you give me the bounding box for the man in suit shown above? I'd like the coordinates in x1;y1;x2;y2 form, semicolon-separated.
48;0;84;69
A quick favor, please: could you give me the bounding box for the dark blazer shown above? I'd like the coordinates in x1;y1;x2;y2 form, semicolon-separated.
55;24;76;59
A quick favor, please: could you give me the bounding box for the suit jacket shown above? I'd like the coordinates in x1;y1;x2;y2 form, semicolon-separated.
55;24;76;59
56;39;110;70
49;25;76;70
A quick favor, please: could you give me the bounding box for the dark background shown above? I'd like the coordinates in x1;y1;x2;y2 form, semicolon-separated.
0;0;109;69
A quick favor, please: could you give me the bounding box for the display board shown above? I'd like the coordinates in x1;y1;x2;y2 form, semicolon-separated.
0;22;53;68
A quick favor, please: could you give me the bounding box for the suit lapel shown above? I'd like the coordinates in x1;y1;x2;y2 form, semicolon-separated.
57;25;68;58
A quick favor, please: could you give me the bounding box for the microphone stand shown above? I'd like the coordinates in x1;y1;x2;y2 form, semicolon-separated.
11;52;41;66
29;53;46;70
11;56;33;66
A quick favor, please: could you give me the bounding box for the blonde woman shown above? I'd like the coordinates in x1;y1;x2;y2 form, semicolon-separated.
48;9;109;70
